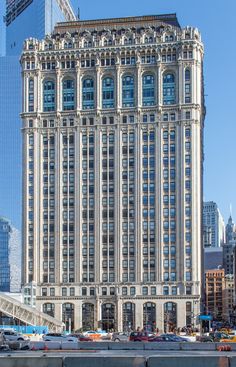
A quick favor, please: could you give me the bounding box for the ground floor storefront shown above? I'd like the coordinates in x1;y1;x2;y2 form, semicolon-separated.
37;296;200;333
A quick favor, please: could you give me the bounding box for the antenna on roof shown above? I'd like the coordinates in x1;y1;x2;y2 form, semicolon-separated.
77;7;80;20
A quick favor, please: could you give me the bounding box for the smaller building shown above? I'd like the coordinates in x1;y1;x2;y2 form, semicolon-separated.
223;243;235;276
223;274;235;324
225;215;235;244
204;247;223;271
205;269;225;321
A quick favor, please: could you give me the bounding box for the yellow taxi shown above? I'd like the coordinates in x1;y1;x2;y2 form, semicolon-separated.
220;336;236;343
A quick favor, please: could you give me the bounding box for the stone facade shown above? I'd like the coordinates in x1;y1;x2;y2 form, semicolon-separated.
21;14;205;331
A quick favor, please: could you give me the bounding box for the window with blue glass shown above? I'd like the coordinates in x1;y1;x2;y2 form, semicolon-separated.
82;78;94;110
43;80;55;112
102;77;114;108
62;79;75;110
122;75;134;107
163;73;176;105
142;74;155;106
185;69;191;103
28;79;34;112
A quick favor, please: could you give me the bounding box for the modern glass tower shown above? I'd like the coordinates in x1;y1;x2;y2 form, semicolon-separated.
0;216;21;292
21;14;205;332
6;0;76;56
0;0;76;230
0;217;11;291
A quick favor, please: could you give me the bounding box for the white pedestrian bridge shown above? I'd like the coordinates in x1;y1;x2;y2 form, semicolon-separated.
0;292;63;332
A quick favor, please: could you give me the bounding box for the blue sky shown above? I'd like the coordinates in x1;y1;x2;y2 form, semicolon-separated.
0;0;235;229
70;0;235;225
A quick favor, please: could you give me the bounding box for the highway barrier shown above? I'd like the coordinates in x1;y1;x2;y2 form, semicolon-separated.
63;356;147;367
147;356;229;367
27;340;236;351
0;357;63;367
0;355;231;367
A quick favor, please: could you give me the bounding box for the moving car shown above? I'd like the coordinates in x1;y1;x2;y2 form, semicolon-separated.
68;333;93;342
112;332;129;342
148;335;169;342
83;331;102;340
99;330;112;340
221;335;236;343
42;333;77;342
129;332;149;342
196;335;213;342
149;334;189;342
209;332;230;342
0;330;29;342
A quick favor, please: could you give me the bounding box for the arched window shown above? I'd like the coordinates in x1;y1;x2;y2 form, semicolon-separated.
43;80;55;112
82;303;94;330
62;303;74;332
101;303;115;331
28;79;34;112
62;79;75;110
186;302;192;326
142;74;155;106
82;78;94;110
163;73;176;105
143;302;156;332
185;69;191;103
123;302;135;332
43;303;55;317
164;302;177;332
102;77;114;108
122;75;134;107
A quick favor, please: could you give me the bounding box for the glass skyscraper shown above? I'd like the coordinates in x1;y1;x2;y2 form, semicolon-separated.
0;217;11;291
0;0;76;230
6;0;76;56
0;216;21;292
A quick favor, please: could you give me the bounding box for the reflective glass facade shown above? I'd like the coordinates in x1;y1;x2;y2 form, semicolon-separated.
0;0;76;229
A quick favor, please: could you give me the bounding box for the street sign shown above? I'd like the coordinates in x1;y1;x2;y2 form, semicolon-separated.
199;315;212;321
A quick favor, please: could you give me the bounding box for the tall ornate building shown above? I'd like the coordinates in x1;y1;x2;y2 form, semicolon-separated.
21;14;205;332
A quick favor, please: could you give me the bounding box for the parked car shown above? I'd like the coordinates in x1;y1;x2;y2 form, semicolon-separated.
68;333;93;342
112;332;129;342
129;332;149;342
42;333;77;342
1;330;29;342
